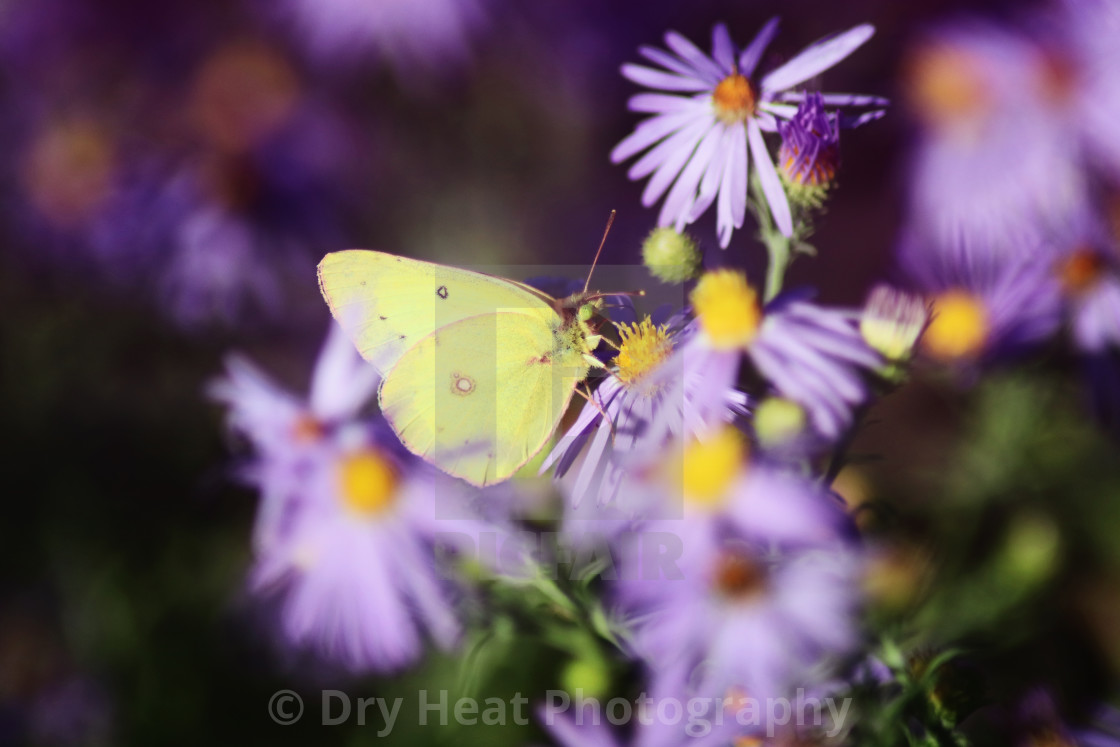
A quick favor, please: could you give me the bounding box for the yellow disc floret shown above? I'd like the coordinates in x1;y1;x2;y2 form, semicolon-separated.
338;448;399;516
922;290;989;361
615;318;674;385
691;269;762;349
712;73;756;123
681;426;748;509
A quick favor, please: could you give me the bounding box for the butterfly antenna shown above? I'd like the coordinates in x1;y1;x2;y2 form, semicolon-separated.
584;209;617;294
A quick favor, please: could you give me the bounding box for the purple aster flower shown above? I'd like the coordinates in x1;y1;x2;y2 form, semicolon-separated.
1051;0;1120;182
542;315;748;508
612;19;884;247
1050;230;1120;431
901;22;1089;271
903;248;1063;367
612;429;860;701
684;269;882;442
211;320;380;552
271;0;486;74
153;113;347;327
777;92;841;190
247;425;472;673
1056;246;1120;354
213;324;496;672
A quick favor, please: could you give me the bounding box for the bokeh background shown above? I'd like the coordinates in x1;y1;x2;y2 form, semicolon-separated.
3;0;1118;744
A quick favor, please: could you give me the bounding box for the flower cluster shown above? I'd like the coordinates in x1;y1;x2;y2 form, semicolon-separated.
192;11;1120;747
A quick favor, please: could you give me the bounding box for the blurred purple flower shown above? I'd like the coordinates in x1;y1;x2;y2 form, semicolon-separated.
903;244;1063;367
686;269;881;441
612;19;884;247
613;429;859;700
248;427;467;673
1053;0;1120;182
211;320;380;551
273;0;486;73
543;314;747;508
153;110;348;328
1056;246;1120;355
902;22;1089;271
212;323;495;672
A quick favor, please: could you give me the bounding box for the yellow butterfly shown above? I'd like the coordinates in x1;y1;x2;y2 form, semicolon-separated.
317;243;620;487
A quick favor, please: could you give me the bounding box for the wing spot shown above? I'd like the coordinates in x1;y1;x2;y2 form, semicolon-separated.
451;372;475;396
360;281;367;286
379;315;387;320
437;285;449;299
399;334;406;340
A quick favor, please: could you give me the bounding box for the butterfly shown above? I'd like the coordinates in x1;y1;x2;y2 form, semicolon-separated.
317;224;626;488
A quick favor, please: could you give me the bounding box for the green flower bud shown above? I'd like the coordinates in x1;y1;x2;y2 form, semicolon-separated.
753;397;806;448
642;227;701;284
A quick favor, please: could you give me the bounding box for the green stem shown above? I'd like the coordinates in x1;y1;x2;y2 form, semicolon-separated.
751;175;794;302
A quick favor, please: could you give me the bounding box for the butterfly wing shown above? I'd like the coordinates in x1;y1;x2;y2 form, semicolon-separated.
318;250;558;374
380;311;590;487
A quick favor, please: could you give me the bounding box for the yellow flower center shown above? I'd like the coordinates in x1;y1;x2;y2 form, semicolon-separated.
712;549;768;600
712;72;756;123
338;449;399;516
922;291;989;361
906;44;989;127
615;318;674;385
1057;248;1106;296
681;426;747;509
691;270;762;349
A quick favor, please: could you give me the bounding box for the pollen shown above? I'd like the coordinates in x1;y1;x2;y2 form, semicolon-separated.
922;290;990;361
712;72;756;123
712;550;768;601
615;318;674;384
691;270;762;349
338;448;399;516
1058;248;1106;296
681;426;747;509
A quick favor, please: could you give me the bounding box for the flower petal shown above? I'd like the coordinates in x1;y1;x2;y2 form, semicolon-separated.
715;122;748;247
778;90;889;107
739;17;780;76
627;92;703;114
664;29;726;80
711;23;736;72
622;63;712;92
636;117;713;205
611;109;703;163
639;44;716;83
761;24;875;94
748;118;792;236
687;124;732;223
661;122;721;229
